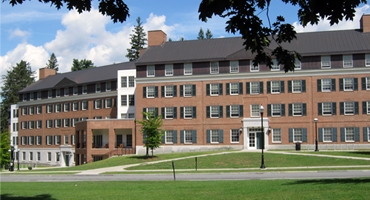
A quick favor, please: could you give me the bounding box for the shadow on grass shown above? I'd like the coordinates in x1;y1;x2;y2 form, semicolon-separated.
347;151;370;156
128;155;158;160
1;194;55;200
285;178;370;185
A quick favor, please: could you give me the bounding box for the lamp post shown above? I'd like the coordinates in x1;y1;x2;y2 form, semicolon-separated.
314;118;319;152
260;105;265;169
9;146;15;171
17;149;20;171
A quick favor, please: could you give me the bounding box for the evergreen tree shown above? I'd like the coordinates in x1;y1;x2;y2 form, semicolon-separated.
179;37;185;41
205;29;213;39
137;112;164;157
126;17;147;61
0;131;10;168
71;59;96;71
45;53;59;72
197;28;205;40
0;60;35;133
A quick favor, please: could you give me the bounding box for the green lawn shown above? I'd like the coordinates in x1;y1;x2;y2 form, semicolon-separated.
292;150;370;158
2;179;370;200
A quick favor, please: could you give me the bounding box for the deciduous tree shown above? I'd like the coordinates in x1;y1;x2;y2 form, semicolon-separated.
126;17;147;61
137;112;164;157
0;131;10;168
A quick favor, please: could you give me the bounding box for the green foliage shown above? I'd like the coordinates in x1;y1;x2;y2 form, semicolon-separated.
0;60;35;133
137;112;164;156
126;17;147;61
5;0;130;23
0;131;10;168
71;59;96;71
198;0;366;72
197;27;205;39
205;28;213;39
45;53;59;72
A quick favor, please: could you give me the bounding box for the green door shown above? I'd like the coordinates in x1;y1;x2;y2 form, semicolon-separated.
65;155;70;167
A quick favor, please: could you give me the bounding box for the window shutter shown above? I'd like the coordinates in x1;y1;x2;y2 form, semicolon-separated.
281;104;285;116
354;78;358;90
226;106;230;118
239;82;243;94
302;104;307;116
331;79;336;91
363;127;369;142
154;108;159;117
302;80;306;92
340;128;345;142
206;106;210;118
280;81;285;93
219;106;223;118
288;80;292;93
161;86;164;97
143;87;147;98
340;102;344;115
239;105;243;117
180;107;184;119
161;134;165;144
206;130;210;143
173;131;178;143
332;102;337;115
267;81;271;93
318;128;323;142
332;128;337;142
192;85;196;96
260;82;264;94
288;104;293;116
354;127;360;142
302;128;307;142
246;82;250;94
318;103;322;115
289;129;293;142
354;102;359;115
267;104;271;116
363;101;367;114
173;107;177;119
180;130;184;143
193;107;196;118
161;107;165;119
226;83;230;95
206;84;210;96
173;85;177;97
219;83;223;95
362;77;366;90
192;130;197;143
180;85;183;97
219;130;224;143
339;78;343;91
317;79;321;92
143;108;146;119
154;86;158;97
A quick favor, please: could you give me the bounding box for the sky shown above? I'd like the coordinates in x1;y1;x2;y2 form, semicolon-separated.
1;1;369;86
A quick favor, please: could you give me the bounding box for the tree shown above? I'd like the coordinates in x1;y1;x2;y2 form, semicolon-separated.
126;17;147;61
71;59;96;71
5;0;130;23
137;112;164;157
198;0;366;72
45;53;59;72
0;131;10;168
0;60;35;133
197;27;205;39
179;37;185;41
205;28;213;39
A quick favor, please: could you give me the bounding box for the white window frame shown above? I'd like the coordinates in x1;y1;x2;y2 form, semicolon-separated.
344;102;354;115
46;136;52;145
366;77;370;90
55;104;61;113
22;107;27;115
165;64;173;76
36;136;42;145
272;128;282;143
250;104;261;117
48;90;52;98
323;128;333;142
147;65;155;77
184;63;192;75
37;152;41;161
73;86;78;95
47;104;52;113
184;107;193;119
321;56;331;68
63;119;70;127
37;92;41;100
230;60;239;73
210;83;220;96
64;87;69;96
82;85;87;94
271;104;281;117
165;85;173;97
210;130;220;143
294;58;301;70
128;76;135;87
250;82;260;94
165;107;174;119
250;63;259;72
271;59;280;71
106;82;111;91
183;85;193;97
292;80;302;93
72;118;79;127
343;78;354;91
105;98;112;108
146;86;155;98
47;152;52;162
229;83;239;95
64;135;69;144
29;152;33;161
47;120;52;128
366;101;370;115
36;120;42;129
184;130;193;144
321;79;332;92
81;101;88;110
64;103;70;112
271;81;281;94
121;76;127;87
94;99;102;109
55;119;61;128
210;106;220;118
230;105;240;118
210;61;219;74
29;106;34;115
73;102;78;111
55;135;61;145
95;83;101;93
230;129;240;143
56;89;60;97
37;105;42;114
345;127;355;142
343;55;353;68
293;128;303;142
28;136;34;145
165;130;174;144
322;102;333;116
121;95;127;106
29;93;34;101
365;54;370;67
21;121;27;129
292;103;303;116
21;136;26;145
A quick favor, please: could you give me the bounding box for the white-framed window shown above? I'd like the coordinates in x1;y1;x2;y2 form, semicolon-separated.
165;85;174;97
64;135;69;144
36;120;42;129
28;136;34;145
128;76;135;87
294;58;301;70
55;135;61;145
165;107;174;119
344;102;354;115
21;121;27;129
73;86;78;95
46;120;52;128
292;103;303;116
210;106;220;118
22;94;27;101
293;128;303;142
47;152;51;162
121;95;127;106
81;101;88;110
37;92;41;100
184;130;193;144
121;76;127;87
71;135;75;145
250;82;260;94
64;87;69;96
250;63;259;72
230;129;240;143
48;90;52;98
210;130;220;143
271;59;280;71
366;101;370;115
183;85;193;97
147;65;155;77
292;80;302;93
146;107;157;116
165;64;173;76
73;102;78;111
183;107;194;119
165;130;174;144
321;55;331;68
272;128;282;143
106;82;111;91
128;94;134;106
29;107;34;115
184;63;192;75
72;118;79;127
29;152;33;161
343;78;354;91
55;104;61;113
229;83;239;95
250;104;260;117
345;127;355;142
37;152;41;161
321;79;332;92
56;89;60;97
56;152;60;162
210;83;220;96
64;103;70;112
82;85;87;94
47;104;52;113
121;113;127;119
29;93;34;101
366;77;370;90
322;102;333;115
323;128;333;142
96;83;101;93
63;119;70;127
37;105;42;114
36;136;42;145
46;136;52;145
210;61;219;74
366;54;370;67
22;152;26;161
271;104;282;117
28;121;34;129
271;81;281;93
105;98;112;108
146;86;156;98
22;107;27;115
21;136;26;145
55;119;61;128
230;60;239;73
229;105;240;118
343;55;353;68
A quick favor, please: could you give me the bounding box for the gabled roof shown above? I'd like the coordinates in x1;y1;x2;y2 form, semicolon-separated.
19;61;135;93
136;29;370;65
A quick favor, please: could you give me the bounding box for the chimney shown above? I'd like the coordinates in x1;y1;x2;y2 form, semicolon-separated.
39;68;56;80
148;30;167;46
360;14;370;33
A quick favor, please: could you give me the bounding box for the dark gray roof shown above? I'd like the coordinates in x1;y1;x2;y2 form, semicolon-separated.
20;61;135;93
137;29;370;65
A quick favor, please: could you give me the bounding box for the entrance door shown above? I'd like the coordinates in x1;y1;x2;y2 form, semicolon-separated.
126;135;132;147
249;132;256;149
65;154;70;167
116;135;123;148
256;132;263;149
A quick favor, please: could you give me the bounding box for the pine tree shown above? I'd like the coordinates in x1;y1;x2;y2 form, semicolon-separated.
71;59;95;71
0;60;35;133
197;28;205;40
45;53;59;72
205;29;213;39
126;17;147;61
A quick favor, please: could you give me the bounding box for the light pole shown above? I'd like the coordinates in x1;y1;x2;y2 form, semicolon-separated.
9;146;15;171
260;105;265;169
17;149;20;171
314;118;319;152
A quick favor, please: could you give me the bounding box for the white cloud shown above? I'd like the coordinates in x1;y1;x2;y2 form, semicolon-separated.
8;28;30;40
293;4;370;32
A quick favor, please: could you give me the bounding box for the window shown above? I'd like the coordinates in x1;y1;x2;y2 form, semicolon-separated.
165;64;173;76
81;101;88;110
37;92;41;100
36;136;42;145
145;107;157;118
37;152;41;161
272;129;282;143
182;84;195;97
37;105;42;114
343;78;354;91
164;107;175;119
55;135;61;145
343;55;353;67
249;82;262;94
184;63;192;75
184;130;193;144
94;99;102;109
47;104;53;113
82;85;87;94
230;61;239;73
146;86;156;98
71;135;75;145
55;119;61;128
250;104;260;117
270;81;282;93
29;152;33;161
22;94;27;101
271;59;280;71
106;82;111;91
165;130;175;144
290;103;305;116
73;102;79;111
29;106;34;115
21;121;27;129
36;120;42;129
64;87;69;96
128;76;135;87
210;83;221;96
230;129;240;143
182;106;195;119
46;136;52;145
210;61;219;74
96;83;101;93
64;103;70;112
344;127;355;142
207;106;222;118
30;93;34;100
55;104;61;113
47;152;51;161
291;80;304;93
365;101;370;115
293;128;303;142
344;102;355;115
364;77;370;90
64;135;69;144
64;119;70;127
321;56;331;68
13;109;18;118
320;102;336;116
250;63;259;72
164;85;174;97
269;104;284;117
121;76;127;87
322;128;333;142
147;65;155;77
46;120;52;128
21;136;26;145
56;89;60;97
28;136;34;145
56;153;60;162
208;130;223;143
366;54;370;67
228;82;241;95
22;152;26;161
294;58;301;70
29;121;34;129
72;118;79;127
48;90;52;98
320;79;335;92
228;105;242;118
105;98;112;108
73;86;78;95
22;107;27;115
121;95;127;106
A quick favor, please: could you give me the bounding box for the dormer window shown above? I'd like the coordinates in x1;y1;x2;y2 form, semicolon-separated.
96;83;101;93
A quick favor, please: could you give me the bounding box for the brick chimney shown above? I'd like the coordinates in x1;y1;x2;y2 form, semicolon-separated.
360;14;370;33
39;68;56;80
148;30;167;46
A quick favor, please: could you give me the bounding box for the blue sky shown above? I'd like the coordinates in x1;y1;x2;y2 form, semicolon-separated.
1;1;369;83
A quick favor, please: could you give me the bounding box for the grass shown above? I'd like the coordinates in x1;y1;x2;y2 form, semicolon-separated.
2;178;370;200
292;150;370;158
126;152;370;170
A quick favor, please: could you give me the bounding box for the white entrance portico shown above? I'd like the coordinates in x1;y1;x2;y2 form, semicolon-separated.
242;118;269;150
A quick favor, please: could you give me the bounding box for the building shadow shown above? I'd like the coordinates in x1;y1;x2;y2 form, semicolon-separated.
284;178;370;185
347;151;370;156
1;194;56;200
128;155;158;160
